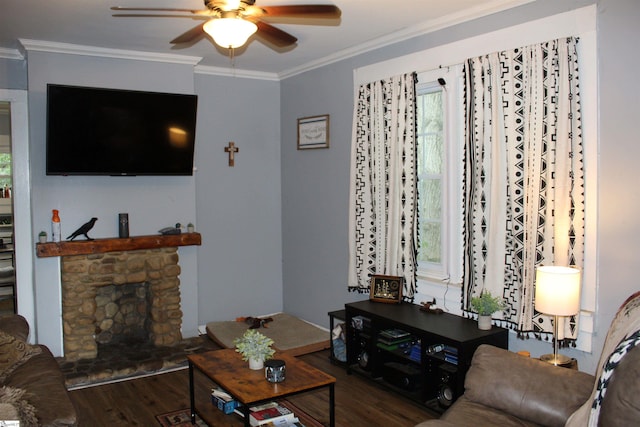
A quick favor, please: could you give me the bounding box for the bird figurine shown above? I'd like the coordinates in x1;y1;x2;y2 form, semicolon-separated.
66;217;98;241
159;223;182;235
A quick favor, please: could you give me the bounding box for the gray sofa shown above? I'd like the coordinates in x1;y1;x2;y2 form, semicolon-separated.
417;292;640;427
0;315;77;426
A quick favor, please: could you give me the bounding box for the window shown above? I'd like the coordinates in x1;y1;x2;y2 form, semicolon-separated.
0;153;11;189
417;85;444;264
416;66;463;286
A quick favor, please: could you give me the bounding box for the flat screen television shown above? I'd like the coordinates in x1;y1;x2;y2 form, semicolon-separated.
46;84;197;176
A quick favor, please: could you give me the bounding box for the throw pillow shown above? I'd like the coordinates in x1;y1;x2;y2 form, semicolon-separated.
0;331;42;383
0;386;38;426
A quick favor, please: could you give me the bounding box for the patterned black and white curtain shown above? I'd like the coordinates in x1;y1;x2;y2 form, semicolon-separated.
348;73;418;299
463;37;585;341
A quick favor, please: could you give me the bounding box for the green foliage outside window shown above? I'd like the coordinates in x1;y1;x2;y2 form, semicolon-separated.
417;90;444;264
0;153;11;188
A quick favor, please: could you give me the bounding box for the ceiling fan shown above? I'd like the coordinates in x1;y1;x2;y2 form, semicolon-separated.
111;0;342;50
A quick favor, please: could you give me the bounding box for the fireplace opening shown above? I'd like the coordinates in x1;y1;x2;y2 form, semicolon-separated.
94;282;151;348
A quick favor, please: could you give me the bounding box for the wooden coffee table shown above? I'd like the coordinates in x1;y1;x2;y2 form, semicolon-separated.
188;348;336;427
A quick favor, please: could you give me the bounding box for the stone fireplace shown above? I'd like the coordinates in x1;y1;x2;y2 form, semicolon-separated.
60;248;183;361
36;233;201;363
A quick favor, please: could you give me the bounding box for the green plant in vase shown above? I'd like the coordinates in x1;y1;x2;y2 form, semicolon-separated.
470;291;506;330
233;329;275;370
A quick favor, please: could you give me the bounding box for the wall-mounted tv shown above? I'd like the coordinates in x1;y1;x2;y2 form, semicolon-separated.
46;84;197;176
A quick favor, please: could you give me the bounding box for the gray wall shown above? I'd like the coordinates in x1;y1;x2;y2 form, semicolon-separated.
20;52;283;354
280;0;639;375
194;73;283;322
280;62;360;324
597;0;640;349
0;57;27;90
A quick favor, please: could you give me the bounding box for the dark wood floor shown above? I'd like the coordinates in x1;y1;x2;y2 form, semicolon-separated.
69;349;438;426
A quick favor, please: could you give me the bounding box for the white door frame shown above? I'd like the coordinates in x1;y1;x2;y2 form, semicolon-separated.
0;89;35;335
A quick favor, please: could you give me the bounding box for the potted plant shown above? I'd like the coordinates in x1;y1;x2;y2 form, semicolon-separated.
233;329;275;370
38;231;47;243
470;291;506;330
187;223;195;233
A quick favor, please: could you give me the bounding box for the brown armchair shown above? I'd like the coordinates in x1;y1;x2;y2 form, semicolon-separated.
0;315;78;426
417;292;640;427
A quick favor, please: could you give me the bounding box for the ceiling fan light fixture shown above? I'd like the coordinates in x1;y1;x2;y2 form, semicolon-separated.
221;0;242;10
203;18;257;49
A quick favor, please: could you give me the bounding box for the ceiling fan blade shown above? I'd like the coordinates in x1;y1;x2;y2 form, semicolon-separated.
170;22;207;44
112;14;209;19
255;21;297;47
260;5;341;19
111;6;202;13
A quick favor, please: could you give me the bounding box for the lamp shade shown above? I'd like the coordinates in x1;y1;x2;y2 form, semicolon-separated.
203;18;257;49
535;266;581;316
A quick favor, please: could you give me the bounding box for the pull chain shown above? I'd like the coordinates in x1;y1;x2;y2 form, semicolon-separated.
228;47;236;68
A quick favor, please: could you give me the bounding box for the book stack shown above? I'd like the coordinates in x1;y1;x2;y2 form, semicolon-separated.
211;388;239;414
443;345;459;365
246;402;306;427
377;328;412;351
408;341;422;362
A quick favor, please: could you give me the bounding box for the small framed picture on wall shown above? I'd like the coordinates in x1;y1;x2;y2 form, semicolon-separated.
369;275;403;303
297;115;329;149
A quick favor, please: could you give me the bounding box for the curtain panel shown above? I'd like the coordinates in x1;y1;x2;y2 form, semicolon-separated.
348;73;418;300
463;37;584;341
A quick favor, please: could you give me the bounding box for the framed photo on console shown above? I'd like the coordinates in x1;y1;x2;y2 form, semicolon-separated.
369;275;403;303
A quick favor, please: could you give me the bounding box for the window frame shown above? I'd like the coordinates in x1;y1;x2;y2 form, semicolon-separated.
415;65;464;288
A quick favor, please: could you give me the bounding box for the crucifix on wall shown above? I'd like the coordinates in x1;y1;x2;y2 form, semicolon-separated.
224;142;239;167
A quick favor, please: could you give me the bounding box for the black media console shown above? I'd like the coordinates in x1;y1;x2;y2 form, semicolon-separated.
345;300;508;412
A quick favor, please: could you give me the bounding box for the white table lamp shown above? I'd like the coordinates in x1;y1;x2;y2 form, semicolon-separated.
535;265;581;366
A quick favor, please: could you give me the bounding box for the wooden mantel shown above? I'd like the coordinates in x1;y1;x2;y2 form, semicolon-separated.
36;233;201;258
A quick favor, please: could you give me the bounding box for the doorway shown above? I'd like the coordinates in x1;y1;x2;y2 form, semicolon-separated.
0;90;35;331
0;102;15;314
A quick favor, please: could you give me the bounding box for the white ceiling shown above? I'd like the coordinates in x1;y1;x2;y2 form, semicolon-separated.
0;0;531;77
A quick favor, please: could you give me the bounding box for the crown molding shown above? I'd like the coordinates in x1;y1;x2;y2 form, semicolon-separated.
194;64;279;81
278;0;535;79
18;39;202;65
0;47;24;60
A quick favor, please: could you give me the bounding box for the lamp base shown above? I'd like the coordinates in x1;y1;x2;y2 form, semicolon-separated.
540;353;573;367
